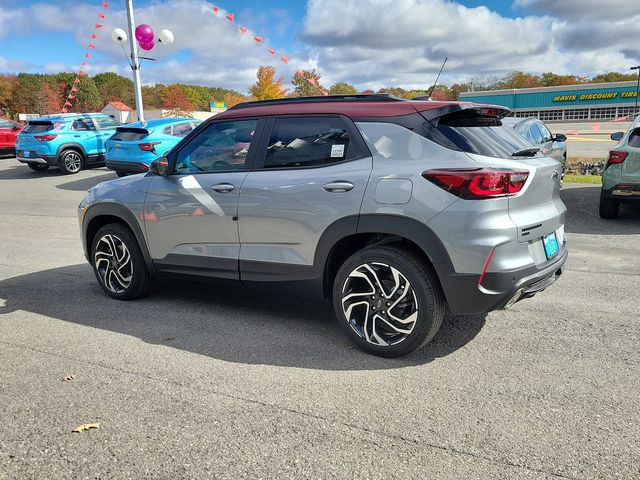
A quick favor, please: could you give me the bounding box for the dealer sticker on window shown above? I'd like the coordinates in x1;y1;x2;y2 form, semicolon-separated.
331;144;345;158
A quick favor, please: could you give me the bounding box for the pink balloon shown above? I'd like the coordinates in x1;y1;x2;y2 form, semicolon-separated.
135;24;154;44
139;40;155;51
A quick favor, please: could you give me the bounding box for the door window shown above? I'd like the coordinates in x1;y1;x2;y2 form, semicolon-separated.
71;119;96;131
171;122;194;137
0;119;16;129
528;124;544;144
264;117;352;169
537;123;552;142
174;119;258;174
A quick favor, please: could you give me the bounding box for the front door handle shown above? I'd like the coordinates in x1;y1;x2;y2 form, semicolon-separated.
210;183;235;193
323;181;354;193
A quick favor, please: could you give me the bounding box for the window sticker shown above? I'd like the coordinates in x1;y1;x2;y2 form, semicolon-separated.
331;144;345;158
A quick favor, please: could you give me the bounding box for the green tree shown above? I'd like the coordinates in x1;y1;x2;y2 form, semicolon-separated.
93;72;134;107
249;66;287;100
540;72;587;87
328;82;358;95
591;72;638;83
142;85;164;109
9;73;48;114
53;73;102;112
291;69;325;97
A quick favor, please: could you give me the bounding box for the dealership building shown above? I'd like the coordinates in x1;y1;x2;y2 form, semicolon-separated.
459;80;639;122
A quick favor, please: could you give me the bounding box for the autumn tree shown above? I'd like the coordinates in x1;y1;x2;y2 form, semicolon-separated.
42;84;61;114
249;66;287;100
222;92;246;108
52;73;101;112
328;82;358;95
161;84;194;112
142;85;164;108
291;69;325;97
0;74;18;116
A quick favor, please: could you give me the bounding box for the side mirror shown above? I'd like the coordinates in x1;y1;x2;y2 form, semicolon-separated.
149;157;170;176
610;132;624;142
553;133;567;142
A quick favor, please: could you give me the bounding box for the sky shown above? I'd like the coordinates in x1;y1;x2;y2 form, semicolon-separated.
0;0;638;93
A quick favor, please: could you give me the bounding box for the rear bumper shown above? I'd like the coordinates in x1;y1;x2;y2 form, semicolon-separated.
16;153;58;166
439;247;568;314
106;160;149;174
606;184;640;201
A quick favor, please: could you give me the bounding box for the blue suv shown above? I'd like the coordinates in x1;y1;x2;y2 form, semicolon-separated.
16;113;121;174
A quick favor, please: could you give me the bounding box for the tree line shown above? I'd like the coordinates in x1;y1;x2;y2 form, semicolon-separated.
0;69;636;119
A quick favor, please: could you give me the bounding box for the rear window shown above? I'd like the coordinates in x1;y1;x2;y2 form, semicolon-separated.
110;128;149;141
426;110;536;158
23;121;64;134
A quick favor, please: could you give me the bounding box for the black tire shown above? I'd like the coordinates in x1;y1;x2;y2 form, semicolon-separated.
27;163;49;172
115;171;128;178
333;245;445;357
599;190;620;219
91;223;153;300
58;149;84;174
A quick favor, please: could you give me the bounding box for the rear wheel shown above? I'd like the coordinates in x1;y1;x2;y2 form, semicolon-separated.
599;190;620;218
27;163;49;172
91;223;153;300
58;149;84;174
333;245;445;357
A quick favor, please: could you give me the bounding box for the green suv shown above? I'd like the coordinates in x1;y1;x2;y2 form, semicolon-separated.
600;115;640;218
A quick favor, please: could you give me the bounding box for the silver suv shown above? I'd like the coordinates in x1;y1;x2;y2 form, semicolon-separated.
79;95;567;357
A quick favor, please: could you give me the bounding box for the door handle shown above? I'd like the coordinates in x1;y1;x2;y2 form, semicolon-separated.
210;183;235;193
74;135;81;138
323;181;354;192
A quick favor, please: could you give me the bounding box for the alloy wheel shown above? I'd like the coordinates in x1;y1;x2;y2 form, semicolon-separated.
94;234;133;294
63;152;82;173
341;262;418;346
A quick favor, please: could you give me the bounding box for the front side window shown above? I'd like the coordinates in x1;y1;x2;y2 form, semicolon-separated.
174;119;258;174
264;117;352;169
71;119;96;131
95;117;120;130
537;123;552;143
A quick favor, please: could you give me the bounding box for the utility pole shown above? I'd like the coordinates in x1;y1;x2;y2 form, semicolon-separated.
125;0;144;121
631;66;640;118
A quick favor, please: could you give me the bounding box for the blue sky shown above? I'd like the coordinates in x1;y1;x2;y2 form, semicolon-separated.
0;0;637;92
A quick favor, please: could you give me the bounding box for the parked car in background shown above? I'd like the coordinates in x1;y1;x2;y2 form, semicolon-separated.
0;117;24;156
79;95;567;357
600;115;640;218
502;116;567;180
105;118;201;177
16;113;120;174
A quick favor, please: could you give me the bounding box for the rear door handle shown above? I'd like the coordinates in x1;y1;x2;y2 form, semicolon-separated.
210;183;235;193
322;181;354;192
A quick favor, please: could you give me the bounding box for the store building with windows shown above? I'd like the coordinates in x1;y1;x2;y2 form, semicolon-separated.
458;80;639;121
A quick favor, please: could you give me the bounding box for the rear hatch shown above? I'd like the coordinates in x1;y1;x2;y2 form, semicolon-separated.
18;121;58;147
421;106;565;242
106;127;152;160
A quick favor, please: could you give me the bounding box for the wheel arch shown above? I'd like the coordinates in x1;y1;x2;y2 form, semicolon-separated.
83;203;157;275
56;143;87;158
318;214;454;301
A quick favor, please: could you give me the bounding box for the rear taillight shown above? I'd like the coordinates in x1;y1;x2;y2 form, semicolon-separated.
423;168;529;199
138;141;161;154
34;134;58;141
606;150;628;167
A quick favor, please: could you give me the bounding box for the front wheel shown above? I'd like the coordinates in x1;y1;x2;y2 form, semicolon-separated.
599;190;620;219
58;150;84;174
333;245;445;357
27;163;49;172
91;223;153;300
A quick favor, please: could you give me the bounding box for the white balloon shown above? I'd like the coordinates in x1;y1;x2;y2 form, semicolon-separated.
158;29;174;45
111;28;127;44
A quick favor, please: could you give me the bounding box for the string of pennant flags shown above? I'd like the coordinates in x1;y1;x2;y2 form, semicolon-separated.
61;1;109;113
210;3;328;95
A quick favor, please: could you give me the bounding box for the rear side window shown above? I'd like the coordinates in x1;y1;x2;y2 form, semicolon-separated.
110;128;149;141
172;122;193;137
428;110;536;158
528;124;544;144
23;121;64;134
95;117;120;130
537;123;552;142
264;117;352;169
0;119;16;129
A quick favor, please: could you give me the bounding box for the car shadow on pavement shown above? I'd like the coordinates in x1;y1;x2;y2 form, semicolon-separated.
0;264;486;371
56;172;117;191
561;184;640;235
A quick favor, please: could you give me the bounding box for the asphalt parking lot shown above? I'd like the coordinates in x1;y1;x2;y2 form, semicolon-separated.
0;157;639;479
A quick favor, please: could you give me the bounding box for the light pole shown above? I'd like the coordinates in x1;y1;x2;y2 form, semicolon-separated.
125;0;144;121
631;66;640;117
111;1;174;122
